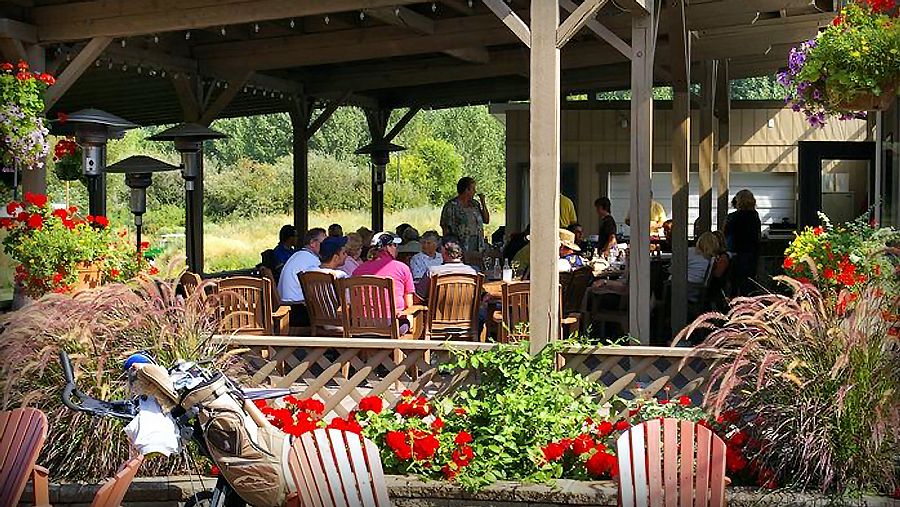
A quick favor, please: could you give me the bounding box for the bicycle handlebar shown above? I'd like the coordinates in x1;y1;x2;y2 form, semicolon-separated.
59;351;136;422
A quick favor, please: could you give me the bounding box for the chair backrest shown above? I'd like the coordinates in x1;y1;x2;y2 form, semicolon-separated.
217;276;274;335
0;408;48;507
338;276;399;339
179;271;202;297
258;266;282;307
288;428;390;507
300;271;344;333
426;272;484;340
89;455;144;507
562;266;593;315
499;281;531;343
616;418;727;507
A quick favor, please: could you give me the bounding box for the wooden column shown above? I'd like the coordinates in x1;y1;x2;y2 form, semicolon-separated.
289;98;312;236
698;60;716;235
715;60;731;229
667;0;690;337
528;0;560;354
629;8;654;345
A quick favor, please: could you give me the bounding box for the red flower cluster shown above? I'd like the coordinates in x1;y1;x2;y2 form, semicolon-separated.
358;396;383;414
1;60;55;84
395;390;430;418
541;430;620;478
864;0;896;13
53;138;79;161
253;396;326;437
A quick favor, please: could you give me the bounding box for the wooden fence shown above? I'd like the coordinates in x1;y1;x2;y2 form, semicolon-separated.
220;336;719;420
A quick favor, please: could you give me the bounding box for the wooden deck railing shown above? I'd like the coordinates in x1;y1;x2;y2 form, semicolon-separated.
218;335;719;420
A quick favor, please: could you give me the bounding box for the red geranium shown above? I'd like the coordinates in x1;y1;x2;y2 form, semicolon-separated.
597;421;614;436
24;191;47;207
6;202;21;215
27;213;43;229
454;431;472;446
431;417;444;431
358;396;383;414
678;396;692;406
614;420;630;431
541;442;566;462
94;216;109;227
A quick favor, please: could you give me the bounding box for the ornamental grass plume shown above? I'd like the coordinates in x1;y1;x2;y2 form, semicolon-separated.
0;274;243;481
676;278;900;495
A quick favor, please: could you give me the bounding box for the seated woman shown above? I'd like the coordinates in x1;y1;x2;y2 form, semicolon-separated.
687;231;730;307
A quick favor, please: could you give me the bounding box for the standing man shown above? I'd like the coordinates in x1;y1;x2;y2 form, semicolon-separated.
278;227;326;327
560;193;578;228
594;197;618;256
441;176;490;252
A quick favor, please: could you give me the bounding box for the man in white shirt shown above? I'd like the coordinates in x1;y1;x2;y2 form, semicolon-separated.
278;227;325;326
310;236;351;281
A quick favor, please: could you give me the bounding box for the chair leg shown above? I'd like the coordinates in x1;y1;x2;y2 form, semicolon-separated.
32;465;50;507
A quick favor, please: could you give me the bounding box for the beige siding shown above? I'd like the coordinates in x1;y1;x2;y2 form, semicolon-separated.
505;106;869;235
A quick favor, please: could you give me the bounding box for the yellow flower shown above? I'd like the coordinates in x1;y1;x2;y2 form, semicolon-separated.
850;50;861;57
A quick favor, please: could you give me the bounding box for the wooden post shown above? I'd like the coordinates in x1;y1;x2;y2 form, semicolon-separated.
289;98;312;236
629;7;654;345
667;0;690;337
715;59;730;229
698;60;716;235
528;0;560;354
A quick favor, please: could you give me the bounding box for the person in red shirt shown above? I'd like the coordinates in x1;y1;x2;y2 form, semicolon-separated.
352;231;416;314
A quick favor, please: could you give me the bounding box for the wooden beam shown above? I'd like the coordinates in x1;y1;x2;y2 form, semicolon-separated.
368;6;435;34
442;0;476;16
33;0;426;43
305;91;351;141
618;0;649;15
528;0;560;354
172;76;201;123
443;46;490;64
43;36;110;112
0;18;37;43
0;37;26;62
715;59;730;229
199;71;251;126
557;0;608;48
629;8;654;345
698;60;716;235
384;107;420;142
559;0;630;59
666;0;689;338
481;0;531;48
198;16;516;71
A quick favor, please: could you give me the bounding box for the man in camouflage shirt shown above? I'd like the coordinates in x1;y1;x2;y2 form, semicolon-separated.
441;176;490;252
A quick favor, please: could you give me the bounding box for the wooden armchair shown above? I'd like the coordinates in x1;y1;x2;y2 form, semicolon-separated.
89;455;144;507
492;281;579;343
299;271;344;337
424;272;484;341
0;408;50;507
217;276;289;335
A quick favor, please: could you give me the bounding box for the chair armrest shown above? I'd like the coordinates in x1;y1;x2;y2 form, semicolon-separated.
273;305;291;335
285;492;301;507
32;465;50;507
402;305;428;338
492;310;502;323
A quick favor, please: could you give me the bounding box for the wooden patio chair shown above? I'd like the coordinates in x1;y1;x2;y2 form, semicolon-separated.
89;455;144;507
286;428;390;507
590;288;629;338
616;418;728;507
424;272;484;341
178;271;202;297
299;271;344;337
492;282;579;343
0;408;50;507
217;276;289;335
562;266;593;319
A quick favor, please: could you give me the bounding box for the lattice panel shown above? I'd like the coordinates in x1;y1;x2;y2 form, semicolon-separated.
230;337;716;421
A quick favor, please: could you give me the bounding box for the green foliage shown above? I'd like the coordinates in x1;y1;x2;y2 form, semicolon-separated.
306;152;371;212
434;342;610;489
208;114;292;166
730;76;787;100
205;157;293;219
399;138;463;205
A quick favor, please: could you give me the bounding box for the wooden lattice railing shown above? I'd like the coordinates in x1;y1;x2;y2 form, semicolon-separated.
219;336;720;420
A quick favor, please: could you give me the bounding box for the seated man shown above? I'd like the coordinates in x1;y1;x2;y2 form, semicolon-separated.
272;224;297;266
558;228;585;272
353;232;416;315
415;240;477;302
278;227;326;327
311;236;350;281
328;223;343;238
410;231;443;281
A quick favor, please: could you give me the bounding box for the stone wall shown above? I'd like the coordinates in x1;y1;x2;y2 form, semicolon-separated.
21;475;900;507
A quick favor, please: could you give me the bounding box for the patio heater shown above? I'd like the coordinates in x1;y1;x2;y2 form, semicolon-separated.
148;124;227;275
105;155;180;253
355;140;405;232
51;109;138;217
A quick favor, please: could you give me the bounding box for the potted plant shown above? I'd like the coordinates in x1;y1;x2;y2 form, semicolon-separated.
1;192;151;298
52;137;82;182
0;61;54;172
778;0;900;127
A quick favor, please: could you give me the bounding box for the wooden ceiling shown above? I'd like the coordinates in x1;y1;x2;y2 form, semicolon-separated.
0;0;836;125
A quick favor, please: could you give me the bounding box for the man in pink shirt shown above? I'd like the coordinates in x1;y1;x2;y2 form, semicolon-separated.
352;231;416;314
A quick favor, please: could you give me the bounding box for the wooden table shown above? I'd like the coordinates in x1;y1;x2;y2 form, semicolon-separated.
483;280;507;300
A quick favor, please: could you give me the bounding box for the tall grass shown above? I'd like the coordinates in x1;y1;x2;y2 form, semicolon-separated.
679;277;900;495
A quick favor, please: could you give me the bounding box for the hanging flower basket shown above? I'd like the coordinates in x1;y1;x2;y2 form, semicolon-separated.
52;138;83;182
778;0;900;127
0;61;55;171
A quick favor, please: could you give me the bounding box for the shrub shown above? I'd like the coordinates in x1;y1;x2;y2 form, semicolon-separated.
205;157;293;219
0;277;242;481
680;278;900;495
307;152;371;212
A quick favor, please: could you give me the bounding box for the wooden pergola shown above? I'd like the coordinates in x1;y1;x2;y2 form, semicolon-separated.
0;0;835;347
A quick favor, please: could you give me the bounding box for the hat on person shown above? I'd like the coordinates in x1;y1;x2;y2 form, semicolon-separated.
371;231;402;248
398;240;421;254
559;228;581;251
320;236;349;259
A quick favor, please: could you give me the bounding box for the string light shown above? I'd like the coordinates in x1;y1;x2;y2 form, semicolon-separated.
359;11;365;20
220;26;226;35
254;23;259;33
432;2;437;12
394;7;401;16
136;65;142;74
120;39;126;47
289;18;295;28
108;61;113;70
468;0;473;6
95;59;101;67
153;34;159;43
122;63;128;71
185;31;191;40
324;15;330;24
161;70;166;78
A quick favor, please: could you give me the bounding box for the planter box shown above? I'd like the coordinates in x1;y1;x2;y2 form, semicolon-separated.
20;476;900;507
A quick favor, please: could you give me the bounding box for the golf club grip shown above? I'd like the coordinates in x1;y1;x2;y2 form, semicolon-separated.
59;351;75;384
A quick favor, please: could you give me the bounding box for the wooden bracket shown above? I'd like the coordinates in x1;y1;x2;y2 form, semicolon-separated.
559;0;631;59
43;36;111;112
557;0;609;48
482;0;531;48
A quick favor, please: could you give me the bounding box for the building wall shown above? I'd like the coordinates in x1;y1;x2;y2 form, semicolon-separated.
504;104;870;236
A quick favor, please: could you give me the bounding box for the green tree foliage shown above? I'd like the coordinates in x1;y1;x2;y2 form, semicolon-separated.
399;138;463;205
